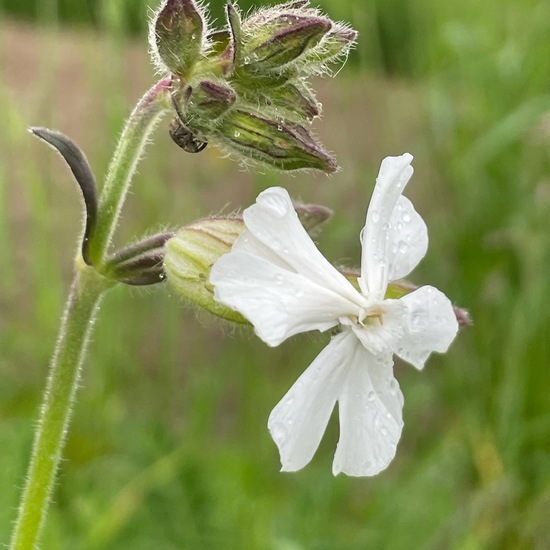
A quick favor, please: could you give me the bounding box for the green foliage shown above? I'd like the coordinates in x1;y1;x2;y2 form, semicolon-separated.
2;0;550;548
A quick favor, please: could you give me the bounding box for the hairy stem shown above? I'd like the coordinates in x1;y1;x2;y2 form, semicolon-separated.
11;78;172;549
9;262;113;550
89;78;172;267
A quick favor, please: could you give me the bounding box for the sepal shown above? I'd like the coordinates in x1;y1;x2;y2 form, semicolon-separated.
30;127;98;266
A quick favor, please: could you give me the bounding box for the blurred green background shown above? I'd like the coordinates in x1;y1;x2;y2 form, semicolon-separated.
1;0;550;548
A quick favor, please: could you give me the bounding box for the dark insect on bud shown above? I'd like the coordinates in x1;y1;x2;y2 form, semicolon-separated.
169;118;208;153
168;90;208;153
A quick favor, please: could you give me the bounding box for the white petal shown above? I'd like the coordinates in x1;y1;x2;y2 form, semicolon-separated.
211;252;363;346
395;285;459;370
386;196;428;282
242;187;362;304
349;299;406;356
268;331;355;472
359;154;414;298
333;344;404;477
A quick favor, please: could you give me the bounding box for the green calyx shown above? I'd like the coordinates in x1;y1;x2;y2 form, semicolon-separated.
164;202;334;321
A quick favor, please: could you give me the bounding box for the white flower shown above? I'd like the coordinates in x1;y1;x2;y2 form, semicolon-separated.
210;153;459;476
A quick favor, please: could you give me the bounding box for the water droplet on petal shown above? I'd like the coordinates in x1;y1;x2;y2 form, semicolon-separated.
367;391;376;402
262;195;288;218
380;427;388;436
362;459;372;471
398;241;408;254
371;210;380;223
402;212;412;223
271;422;288;445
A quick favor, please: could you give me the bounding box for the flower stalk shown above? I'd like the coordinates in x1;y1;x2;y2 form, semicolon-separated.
89;78;172;268
9;262;114;550
10;78;172;549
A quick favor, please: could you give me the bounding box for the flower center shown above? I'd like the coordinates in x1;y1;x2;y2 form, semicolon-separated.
359;304;385;326
341;303;385;328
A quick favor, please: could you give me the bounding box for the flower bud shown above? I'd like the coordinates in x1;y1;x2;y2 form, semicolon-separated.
164;218;248;323
105;232;174;285
213;109;337;172
153;0;205;77
242;81;320;123
242;13;332;72
293;202;332;232
301;22;357;70
150;0;357;172
180;80;237;123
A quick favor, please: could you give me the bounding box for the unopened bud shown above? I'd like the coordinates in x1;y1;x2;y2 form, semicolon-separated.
164;218;248;323
294;202;332;232
183;80;237;122
303;23;357;68
104;232;174;285
214;109;337;172
153;0;205;77
266;82;321;121
242;14;331;72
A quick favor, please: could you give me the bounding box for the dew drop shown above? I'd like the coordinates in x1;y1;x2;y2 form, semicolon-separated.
398;241;408;254
285;398;294;406
262;195;288;217
234;130;241;138
390;379;399;395
367;391;376;402
271;422;288;444
380;427;388;437
371;210;380;223
402;212;412;223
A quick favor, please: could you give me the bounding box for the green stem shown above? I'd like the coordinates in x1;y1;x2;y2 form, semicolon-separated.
10;78;172;549
89;78;172;267
9;262;113;550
